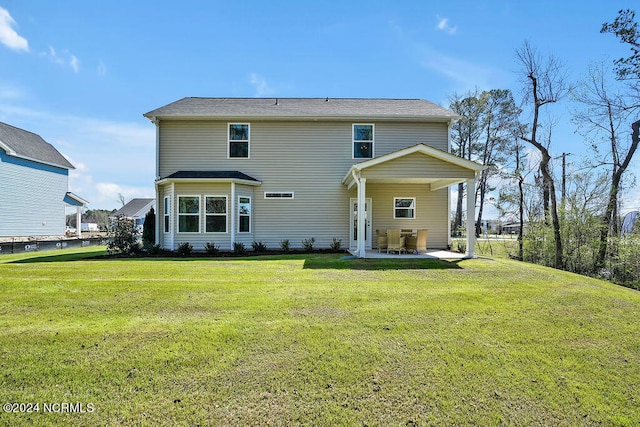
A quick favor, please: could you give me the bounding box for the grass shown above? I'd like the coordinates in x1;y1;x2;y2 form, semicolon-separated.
0;247;639;426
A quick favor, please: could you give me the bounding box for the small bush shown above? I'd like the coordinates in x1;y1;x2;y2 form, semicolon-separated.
252;241;268;253
302;237;315;252
457;241;466;254
146;244;163;255
203;242;220;255
330;237;342;251
280;239;290;252
233;242;246;255
176;242;193;256
107;216;140;255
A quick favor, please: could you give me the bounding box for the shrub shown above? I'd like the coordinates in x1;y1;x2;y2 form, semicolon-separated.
142;207;155;247
280;239;290;252
252;241;268;253
233;242;246;255
302;237;315;252
176;242;193;256
146;244;163;255
203;242;220;255
107;216;140;255
330;237;342;251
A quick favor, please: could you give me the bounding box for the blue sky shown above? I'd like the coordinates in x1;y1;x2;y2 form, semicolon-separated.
0;1;637;213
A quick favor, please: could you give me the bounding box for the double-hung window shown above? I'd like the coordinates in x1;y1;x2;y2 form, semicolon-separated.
205;196;227;233
238;196;251;233
394;197;416;219
163;196;170;233
229;123;250;158
178;196;200;232
353;124;374;159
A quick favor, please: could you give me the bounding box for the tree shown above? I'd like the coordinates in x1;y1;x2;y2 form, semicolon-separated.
516;41;569;269
449;90;487;234
474;89;520;237
601;9;640;81
142;207;155;247
595;10;640;268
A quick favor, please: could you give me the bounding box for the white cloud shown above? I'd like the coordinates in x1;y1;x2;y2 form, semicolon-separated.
97;60;107;76
0;7;28;51
41;45;80;72
435;16;457;35
249;73;275;97
418;47;503;91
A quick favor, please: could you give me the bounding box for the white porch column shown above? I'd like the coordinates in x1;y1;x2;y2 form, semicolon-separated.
76;207;82;238
357;177;367;258
230;182;236;248
466;177;476;258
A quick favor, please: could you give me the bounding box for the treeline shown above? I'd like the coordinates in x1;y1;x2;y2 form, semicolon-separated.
452;10;640;289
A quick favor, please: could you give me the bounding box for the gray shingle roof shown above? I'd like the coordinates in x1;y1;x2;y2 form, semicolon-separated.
160;170;260;182
144;98;458;121
113;198;155;218
0;121;75;169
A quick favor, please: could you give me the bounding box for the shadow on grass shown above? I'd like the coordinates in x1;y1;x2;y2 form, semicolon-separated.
8;251;464;270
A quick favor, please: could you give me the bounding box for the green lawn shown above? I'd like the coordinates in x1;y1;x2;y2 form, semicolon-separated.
1;247;639;426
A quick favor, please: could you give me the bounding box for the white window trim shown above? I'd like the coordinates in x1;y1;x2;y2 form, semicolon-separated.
228;123;250;159
264;191;294;199
393;197;416;220
163;196;170;233
238;196;251;233
177;195;201;233
204;195;228;234
352;123;375;159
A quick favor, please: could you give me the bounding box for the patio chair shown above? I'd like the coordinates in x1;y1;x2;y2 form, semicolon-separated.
406;229;428;254
376;229;388;253
386;229;406;254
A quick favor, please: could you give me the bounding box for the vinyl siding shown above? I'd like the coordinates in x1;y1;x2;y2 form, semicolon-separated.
157;119;456;250
361;152;476;180
367;184;449;249
0;150;68;237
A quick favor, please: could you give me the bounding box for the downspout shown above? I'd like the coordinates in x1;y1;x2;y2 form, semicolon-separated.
447;118;455;249
154;181;160;245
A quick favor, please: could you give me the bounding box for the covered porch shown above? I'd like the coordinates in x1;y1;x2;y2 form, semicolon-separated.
342;144;483;259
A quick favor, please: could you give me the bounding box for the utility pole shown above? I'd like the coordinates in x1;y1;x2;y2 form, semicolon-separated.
555;152;571;209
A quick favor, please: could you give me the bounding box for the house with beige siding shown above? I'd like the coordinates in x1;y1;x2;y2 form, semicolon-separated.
144;98;482;257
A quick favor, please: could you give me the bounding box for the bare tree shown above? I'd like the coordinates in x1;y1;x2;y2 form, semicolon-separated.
516;41;569;269
117;193;127;207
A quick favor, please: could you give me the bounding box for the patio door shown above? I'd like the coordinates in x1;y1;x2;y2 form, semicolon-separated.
349;198;372;250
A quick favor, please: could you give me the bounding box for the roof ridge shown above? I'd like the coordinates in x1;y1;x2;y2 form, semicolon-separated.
0;121;45;139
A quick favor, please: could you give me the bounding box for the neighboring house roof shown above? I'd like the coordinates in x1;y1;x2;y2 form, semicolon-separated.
0;121;75;170
64;192;89;207
112;198;155;219
157;170;262;186
144;98;459;122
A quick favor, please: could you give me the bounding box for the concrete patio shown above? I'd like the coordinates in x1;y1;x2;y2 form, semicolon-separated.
349;249;470;259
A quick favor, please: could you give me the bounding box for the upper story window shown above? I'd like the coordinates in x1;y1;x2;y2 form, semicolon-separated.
353;124;374;159
229;123;250;158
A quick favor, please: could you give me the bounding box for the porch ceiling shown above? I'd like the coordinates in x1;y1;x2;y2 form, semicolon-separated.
361;177;467;191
